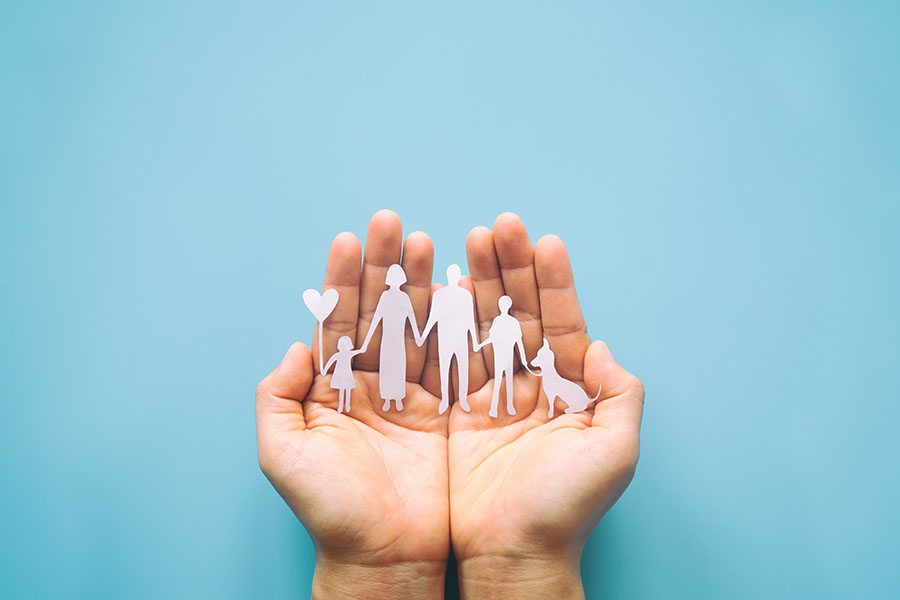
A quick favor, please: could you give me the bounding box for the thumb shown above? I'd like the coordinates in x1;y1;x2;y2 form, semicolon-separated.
584;340;644;437
256;342;314;440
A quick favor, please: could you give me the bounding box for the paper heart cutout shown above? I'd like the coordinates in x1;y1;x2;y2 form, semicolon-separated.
302;288;339;322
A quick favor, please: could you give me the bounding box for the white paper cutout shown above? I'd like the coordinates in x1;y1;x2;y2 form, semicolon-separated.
303;288;363;413
420;264;480;414
530;338;601;418
474;295;536;418
303;288;339;375
322;336;364;413
299;253;594;420
359;264;424;412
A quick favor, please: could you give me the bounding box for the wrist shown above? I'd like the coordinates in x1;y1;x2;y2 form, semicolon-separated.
311;554;446;600
457;551;584;600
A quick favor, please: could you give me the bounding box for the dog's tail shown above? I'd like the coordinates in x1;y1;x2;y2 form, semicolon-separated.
589;384;602;404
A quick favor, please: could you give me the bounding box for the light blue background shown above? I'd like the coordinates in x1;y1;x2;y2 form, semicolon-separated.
2;2;898;598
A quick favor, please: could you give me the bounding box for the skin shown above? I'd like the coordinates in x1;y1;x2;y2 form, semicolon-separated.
451;214;645;598
255;210;644;599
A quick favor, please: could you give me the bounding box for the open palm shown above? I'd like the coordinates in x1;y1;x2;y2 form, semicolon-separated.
256;211;450;576
449;214;645;582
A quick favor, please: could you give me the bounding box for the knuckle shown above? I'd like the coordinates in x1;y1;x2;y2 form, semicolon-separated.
256;442;275;479
255;376;271;399
611;431;641;479
629;375;645;400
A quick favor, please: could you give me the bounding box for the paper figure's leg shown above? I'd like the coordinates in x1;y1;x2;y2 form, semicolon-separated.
488;377;499;418
346;389;351;412
457;350;471;412
505;367;516;416
548;393;556;419
338;389;345;414
489;357;502;418
438;350;452;415
395;395;403;411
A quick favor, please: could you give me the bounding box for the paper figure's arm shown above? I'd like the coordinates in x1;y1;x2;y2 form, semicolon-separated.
474;335;492;352
322;353;337;377
516;337;537;376
405;297;427;347
359;299;384;353
419;298;440;342
467;302;480;349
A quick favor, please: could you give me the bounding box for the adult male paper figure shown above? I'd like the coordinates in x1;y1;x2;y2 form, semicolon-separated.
475;295;531;418
420;264;479;414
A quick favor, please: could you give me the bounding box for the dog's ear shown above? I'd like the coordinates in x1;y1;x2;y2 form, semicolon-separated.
542;338;550;349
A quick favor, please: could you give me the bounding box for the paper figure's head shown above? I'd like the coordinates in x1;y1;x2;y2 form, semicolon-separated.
337;336;353;351
446;264;462;285
498;295;512;313
531;338;554;369
385;264;407;288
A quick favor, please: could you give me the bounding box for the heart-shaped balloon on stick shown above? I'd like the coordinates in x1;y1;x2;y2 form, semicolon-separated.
302;288;339;373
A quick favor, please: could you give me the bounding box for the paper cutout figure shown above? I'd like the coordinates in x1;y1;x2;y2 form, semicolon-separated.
420;264;479;414
530;338;601;418
302;288;340;387
360;264;424;412
475;295;535;418
321;335;364;413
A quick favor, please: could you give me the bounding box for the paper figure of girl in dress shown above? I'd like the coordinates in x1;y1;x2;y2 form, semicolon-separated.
360;264;425;412
321;335;364;414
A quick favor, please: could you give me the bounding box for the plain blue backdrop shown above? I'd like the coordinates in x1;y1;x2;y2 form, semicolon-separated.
2;1;898;598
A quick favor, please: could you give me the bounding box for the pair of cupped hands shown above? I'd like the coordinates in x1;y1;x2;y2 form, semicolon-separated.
256;211;644;600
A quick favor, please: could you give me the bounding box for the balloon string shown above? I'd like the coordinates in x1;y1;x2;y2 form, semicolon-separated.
318;319;325;375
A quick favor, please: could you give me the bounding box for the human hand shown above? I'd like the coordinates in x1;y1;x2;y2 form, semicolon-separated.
449;213;644;599
256;210;450;599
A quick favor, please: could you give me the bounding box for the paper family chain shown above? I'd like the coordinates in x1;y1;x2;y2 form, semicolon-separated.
302;264;600;418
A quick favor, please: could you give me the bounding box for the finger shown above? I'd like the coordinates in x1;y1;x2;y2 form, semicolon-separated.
492;213;543;360
465;226;502;377
584;341;644;472
420;284;443;398
401;231;434;382
534;234;591;382
354;209;403;370
311;232;362;366
256;343;314;462
459;275;490;392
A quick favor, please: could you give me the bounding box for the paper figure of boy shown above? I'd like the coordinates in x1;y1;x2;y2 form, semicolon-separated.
321;335;365;413
475;295;531;418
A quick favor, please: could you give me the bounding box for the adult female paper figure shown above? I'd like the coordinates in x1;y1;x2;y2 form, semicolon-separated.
360;264;424;411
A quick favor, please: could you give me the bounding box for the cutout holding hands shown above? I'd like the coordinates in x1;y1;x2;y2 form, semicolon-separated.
257;210;644;599
449;214;644;598
358;263;424;412
419;264;480;415
474;295;536;418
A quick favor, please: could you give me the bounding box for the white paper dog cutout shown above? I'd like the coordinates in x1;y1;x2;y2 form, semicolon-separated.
359;264;424;412
530;338;601;418
475;295;535;418
420;264;480;414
